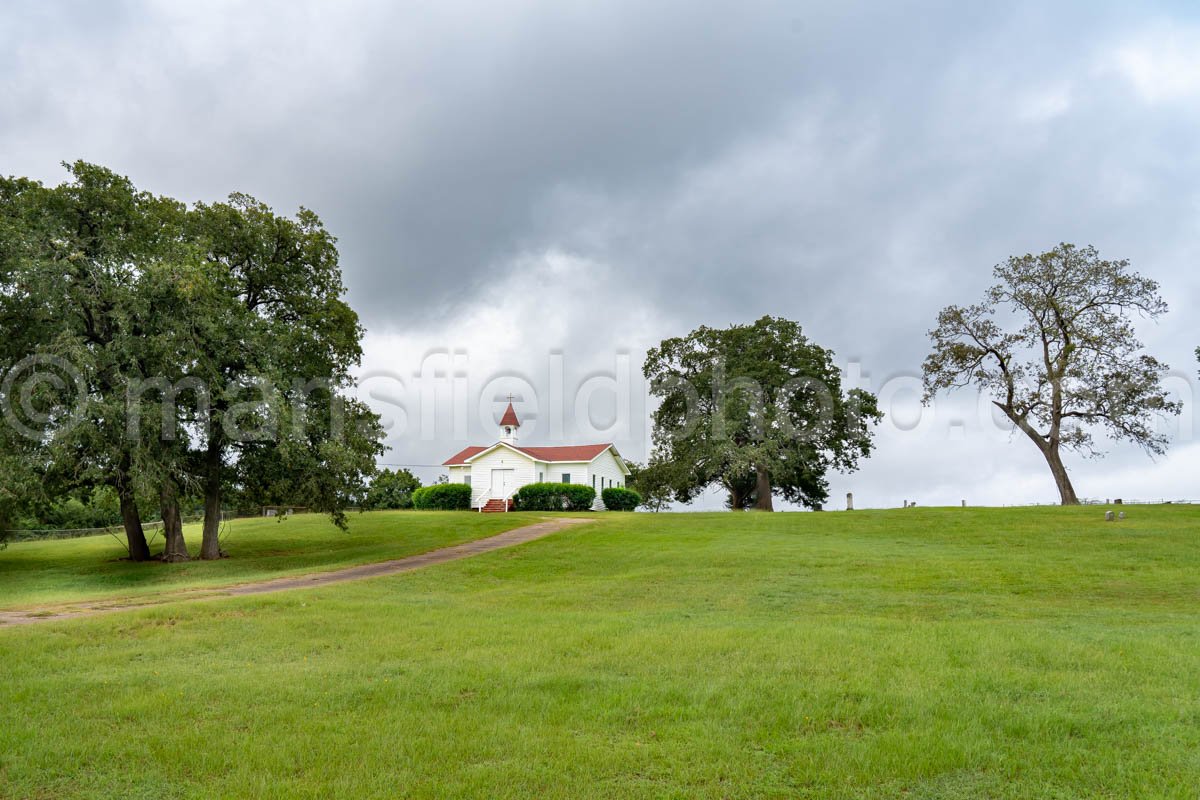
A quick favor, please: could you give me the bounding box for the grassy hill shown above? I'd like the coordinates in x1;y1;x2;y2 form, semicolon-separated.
0;511;542;609
2;506;1198;798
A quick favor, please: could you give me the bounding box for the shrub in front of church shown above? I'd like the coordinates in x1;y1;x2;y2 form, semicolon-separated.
601;487;641;511
514;483;596;511
412;483;472;510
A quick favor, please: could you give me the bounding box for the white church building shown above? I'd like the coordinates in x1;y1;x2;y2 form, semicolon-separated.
442;402;631;511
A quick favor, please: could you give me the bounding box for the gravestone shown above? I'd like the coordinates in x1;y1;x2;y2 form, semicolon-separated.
1118;512;1126;521
846;493;854;511
1105;511;1115;522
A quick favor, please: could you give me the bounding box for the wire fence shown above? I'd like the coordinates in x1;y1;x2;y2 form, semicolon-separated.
4;520;166;543
995;499;1194;508
1094;499;1193;506
3;511;242;543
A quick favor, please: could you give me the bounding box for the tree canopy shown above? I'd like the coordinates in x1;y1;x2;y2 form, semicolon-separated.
644;316;880;511
184;192;375;557
923;243;1180;505
0;162;382;559
0;162;193;558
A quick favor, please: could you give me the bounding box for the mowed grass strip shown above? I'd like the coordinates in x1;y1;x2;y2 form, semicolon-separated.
2;506;1199;798
0;511;551;610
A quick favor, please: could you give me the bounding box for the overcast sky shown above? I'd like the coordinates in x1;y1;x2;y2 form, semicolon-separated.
3;0;1198;508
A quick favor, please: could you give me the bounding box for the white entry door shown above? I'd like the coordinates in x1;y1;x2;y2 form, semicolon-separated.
490;469;516;499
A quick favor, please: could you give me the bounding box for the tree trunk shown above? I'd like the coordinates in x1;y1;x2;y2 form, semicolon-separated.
1042;444;1080;506
160;476;189;562
753;465;774;512
1004;404;1081;507
199;438;224;560
729;485;745;510
118;483;152;562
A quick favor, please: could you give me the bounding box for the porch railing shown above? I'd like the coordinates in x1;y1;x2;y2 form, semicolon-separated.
476;489;517;512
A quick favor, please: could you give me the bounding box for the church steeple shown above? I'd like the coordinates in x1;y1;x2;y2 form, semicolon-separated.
499;396;520;444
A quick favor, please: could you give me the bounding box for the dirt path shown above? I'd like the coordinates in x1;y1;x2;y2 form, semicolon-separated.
0;517;592;628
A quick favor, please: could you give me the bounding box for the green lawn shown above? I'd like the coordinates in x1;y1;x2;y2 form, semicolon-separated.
2;506;1199;798
0;510;545;609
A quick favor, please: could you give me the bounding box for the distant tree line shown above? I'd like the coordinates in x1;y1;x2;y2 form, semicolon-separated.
0;162;384;558
7;486;126;532
362;468;423;510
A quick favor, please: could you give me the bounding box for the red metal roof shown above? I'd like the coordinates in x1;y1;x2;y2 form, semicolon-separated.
499;402;520;427
442;442;614;465
512;443;612;463
442;445;489;466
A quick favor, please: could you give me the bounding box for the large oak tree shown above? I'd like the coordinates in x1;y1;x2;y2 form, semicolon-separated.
923;243;1180;505
185;194;369;557
0;163;190;559
0;163;381;559
644;316;880;511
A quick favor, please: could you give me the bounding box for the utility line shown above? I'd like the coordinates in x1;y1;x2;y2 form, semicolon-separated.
377;462;446;468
